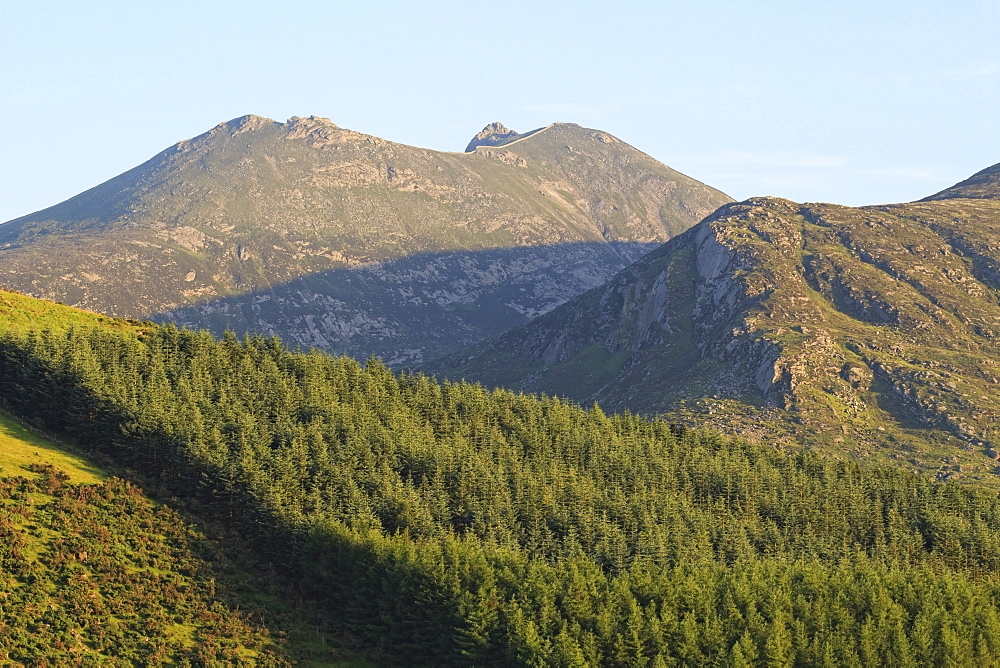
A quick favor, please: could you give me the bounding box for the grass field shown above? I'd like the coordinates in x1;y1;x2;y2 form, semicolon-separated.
0;409;106;483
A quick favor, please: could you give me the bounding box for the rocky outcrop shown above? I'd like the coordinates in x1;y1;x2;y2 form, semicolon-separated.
465;122;523;152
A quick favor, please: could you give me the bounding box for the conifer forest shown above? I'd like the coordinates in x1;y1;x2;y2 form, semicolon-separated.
4;319;1000;664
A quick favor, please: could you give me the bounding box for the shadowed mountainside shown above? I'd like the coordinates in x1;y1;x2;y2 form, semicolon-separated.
153;241;659;363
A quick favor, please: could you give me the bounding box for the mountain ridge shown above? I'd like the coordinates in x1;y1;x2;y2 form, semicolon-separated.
428;166;1000;480
0;115;731;362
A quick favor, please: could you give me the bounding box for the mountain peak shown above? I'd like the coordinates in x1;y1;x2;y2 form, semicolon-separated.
475;121;514;138
921;161;1000;201
466;122;522;152
209;115;341;138
217;114;278;133
286;115;339;128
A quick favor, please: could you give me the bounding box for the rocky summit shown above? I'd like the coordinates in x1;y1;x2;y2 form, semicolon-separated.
464;122;540;152
429;163;1000;482
0;115;730;363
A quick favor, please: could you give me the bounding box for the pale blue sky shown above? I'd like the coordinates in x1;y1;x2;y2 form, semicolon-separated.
1;0;997;223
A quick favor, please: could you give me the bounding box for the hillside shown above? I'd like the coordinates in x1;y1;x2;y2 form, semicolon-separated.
5;292;1000;663
922;161;1000;201
0;410;105;484
429;163;1000;481
0;468;289;664
0;116;730;363
0;404;366;662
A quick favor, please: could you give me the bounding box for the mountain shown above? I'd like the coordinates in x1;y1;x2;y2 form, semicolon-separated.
0;116;730;363
429;163;1000;481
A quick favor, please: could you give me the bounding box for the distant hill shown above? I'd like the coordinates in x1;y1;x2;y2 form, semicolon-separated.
429;164;1000;481
0;116;730;363
922;161;1000;201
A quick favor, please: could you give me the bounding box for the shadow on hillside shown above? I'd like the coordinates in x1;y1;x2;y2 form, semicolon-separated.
0;347;461;665
149;241;662;365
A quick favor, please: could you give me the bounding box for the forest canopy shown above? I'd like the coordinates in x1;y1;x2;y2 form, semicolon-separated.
2;321;1000;664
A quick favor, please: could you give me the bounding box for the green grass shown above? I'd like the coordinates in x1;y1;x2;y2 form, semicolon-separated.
0;410;106;483
0;409;373;664
0;287;148;335
0;471;291;664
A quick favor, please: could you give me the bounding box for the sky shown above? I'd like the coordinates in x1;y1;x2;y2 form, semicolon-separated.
1;0;997;224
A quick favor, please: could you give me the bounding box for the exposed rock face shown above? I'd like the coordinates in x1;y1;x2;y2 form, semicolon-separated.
465;122;526;152
0;116;731;363
430;169;1000;479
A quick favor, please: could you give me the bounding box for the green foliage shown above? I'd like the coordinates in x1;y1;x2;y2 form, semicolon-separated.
5;317;1000;663
0;466;284;664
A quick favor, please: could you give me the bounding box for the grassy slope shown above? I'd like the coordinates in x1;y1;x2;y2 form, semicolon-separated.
0;470;285;664
0;287;144;333
0;410;104;483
